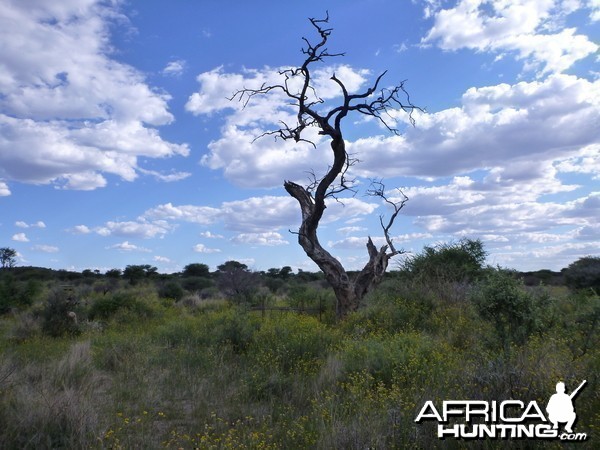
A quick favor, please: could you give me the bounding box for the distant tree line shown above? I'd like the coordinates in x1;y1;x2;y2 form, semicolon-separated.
1;243;598;318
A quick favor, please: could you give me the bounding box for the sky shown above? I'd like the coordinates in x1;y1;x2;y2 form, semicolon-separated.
0;0;598;274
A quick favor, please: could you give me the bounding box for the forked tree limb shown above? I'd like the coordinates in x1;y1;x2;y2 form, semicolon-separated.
232;14;420;318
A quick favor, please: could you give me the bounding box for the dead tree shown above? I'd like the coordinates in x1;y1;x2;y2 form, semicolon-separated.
233;14;420;319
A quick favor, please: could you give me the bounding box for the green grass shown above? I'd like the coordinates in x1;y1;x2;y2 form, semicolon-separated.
0;283;598;449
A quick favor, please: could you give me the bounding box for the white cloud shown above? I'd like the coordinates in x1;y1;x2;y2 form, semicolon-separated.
107;241;151;252
112;195;377;247
187;65;373;188
143;203;221;225
219;196;378;232
162;59;186;77
193;243;221;253
71;225;92;234
32;244;59;253
12;233;29;242
0;181;11;196
556;144;600;180
351;75;599;180
153;255;171;263
422;0;598;75
220;196;298;232
231;232;289;246
337;226;368;235
329;232;432;250
95;220;173;239
15;220;46;228
0;0;188;191
200;231;224;239
329;236;387;249
138;168;192;182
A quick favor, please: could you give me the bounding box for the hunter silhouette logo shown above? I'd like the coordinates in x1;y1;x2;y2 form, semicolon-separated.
415;380;588;441
546;380;586;434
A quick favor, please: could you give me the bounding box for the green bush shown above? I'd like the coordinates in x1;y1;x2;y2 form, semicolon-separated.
0;274;42;314
399;238;487;283
88;292;154;322
157;280;184;301
564;256;600;292
342;291;435;336
471;269;549;349
42;288;81;337
250;314;339;374
338;331;449;386
247;313;339;400
181;276;213;293
181;307;261;353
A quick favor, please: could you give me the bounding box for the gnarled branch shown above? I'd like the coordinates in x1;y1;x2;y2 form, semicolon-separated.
230;14;420;319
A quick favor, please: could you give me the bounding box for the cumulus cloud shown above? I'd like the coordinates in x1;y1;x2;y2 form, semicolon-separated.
193;243;221;253
220;196;298;232
12;233;29;242
421;0;598;76
138;168;192;182
107;241;151;252
230;232;289;246
162;59;186;77
142;195;379;237
200;231;224;239
0;0;189;192
185;43;598;271
143;203;221;225
351;75;599;180
32;244;59;253
71;225;92;234
187;65;372;188
0;181;11;196
337;226;368;235
328;232;432;250
16;220;46;228
95;220;173;239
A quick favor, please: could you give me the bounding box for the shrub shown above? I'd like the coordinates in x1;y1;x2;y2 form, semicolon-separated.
399;238;487;283
564;256;600;292
0;274;42;314
247;314;339;400
471;269;549;349
250;314;339;375
157;280;184;301
88;292;154;322
397;238;487;303
342;291;435;336
286;284;330;311
181;276;213;293
42;288;81;337
338;331;449;386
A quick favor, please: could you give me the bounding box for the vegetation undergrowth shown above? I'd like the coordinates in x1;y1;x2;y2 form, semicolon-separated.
0;248;598;448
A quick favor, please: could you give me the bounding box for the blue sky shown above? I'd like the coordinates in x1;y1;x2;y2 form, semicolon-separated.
1;0;598;274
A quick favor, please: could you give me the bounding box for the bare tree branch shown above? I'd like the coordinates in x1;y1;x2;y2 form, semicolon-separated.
230;14;420;319
367;180;409;256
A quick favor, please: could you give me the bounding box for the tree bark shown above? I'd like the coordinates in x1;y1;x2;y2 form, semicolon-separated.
285;176;392;320
234;14;418;320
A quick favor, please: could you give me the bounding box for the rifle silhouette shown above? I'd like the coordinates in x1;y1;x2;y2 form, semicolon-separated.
569;380;587;400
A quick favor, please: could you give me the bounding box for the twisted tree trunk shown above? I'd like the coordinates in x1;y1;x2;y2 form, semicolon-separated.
284;137;393;319
233;14;418;319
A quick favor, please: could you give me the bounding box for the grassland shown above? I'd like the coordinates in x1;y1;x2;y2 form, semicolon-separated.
0;268;598;449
